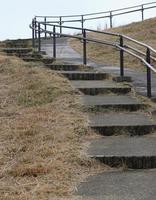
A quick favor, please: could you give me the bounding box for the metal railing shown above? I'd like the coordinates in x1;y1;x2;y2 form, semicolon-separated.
30;20;156;98
33;1;156;35
30;2;156;98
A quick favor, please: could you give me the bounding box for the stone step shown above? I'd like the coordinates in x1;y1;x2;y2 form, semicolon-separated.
89;113;156;136
2;48;32;54
22;57;54;64
46;64;90;71
23;57;40;62
80;95;145;111
58;71;109;80
46;64;80;71
77;169;156;199
17;53;42;59
72;80;131;95
88;136;156;169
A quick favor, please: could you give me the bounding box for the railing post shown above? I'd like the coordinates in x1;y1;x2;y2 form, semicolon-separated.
83;29;87;65
141;5;144;21
81;15;84;34
38;22;41;52
146;48;152;98
110;11;113;28
34;17;37;40
44;17;47;39
32;19;35;48
120;36;124;77
59;17;62;37
53;25;56;58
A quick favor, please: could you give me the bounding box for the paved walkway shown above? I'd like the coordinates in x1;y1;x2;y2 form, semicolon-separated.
41;37;156;98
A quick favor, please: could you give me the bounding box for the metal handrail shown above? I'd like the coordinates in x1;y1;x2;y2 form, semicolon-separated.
39;22;156;55
35;1;156;18
34;1;156;29
30;19;156;98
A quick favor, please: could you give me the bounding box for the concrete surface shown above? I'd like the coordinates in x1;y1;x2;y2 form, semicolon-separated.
77;169;156;200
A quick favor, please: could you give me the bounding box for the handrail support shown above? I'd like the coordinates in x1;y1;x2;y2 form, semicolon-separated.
83;29;87;65
32;19;35;48
146;48;152;98
60;17;62;36
110;11;113;28
120;36;124;77
81;15;84;34
44;17;47;39
141;5;144;21
38;22;41;52
53;25;56;58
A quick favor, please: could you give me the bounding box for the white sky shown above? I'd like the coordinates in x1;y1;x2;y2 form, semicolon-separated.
1;0;156;40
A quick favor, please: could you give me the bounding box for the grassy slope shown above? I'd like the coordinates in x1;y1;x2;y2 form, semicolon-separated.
70;17;156;70
0;55;106;200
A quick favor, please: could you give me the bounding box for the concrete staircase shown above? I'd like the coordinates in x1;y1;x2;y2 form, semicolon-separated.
45;63;156;200
1;48;54;64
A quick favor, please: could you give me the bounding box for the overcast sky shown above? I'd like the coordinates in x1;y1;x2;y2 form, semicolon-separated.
1;0;156;40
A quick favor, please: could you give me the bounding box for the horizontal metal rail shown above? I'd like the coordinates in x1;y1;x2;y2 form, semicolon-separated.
35;1;156;18
39;22;156;54
124;45;156;62
34;1;156;30
30;3;156;98
39;22;121;37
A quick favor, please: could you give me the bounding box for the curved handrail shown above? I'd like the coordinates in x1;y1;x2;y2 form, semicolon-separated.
34;1;156;30
35;1;156;18
37;22;156;55
30;9;156;97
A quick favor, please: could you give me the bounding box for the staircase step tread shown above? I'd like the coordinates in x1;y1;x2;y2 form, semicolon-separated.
89;113;155;127
88;136;156;157
80;95;142;106
77;169;156;199
58;71;107;74
72;80;130;88
46;64;83;67
2;48;32;50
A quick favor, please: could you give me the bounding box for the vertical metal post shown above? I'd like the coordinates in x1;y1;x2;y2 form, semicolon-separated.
120;36;124;77
53;25;56;58
110;11;113;28
141;5;144;21
81;15;84;34
32;19;35;48
146;48;152;98
34;17;37;39
44;17;47;39
83;29;87;65
59;17;62;37
38;23;41;52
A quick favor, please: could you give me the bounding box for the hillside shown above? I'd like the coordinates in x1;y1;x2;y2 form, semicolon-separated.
70;17;156;70
0;53;105;199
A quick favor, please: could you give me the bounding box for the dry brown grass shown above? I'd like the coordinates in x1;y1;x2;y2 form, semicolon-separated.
0;54;108;200
70;17;156;70
0;39;32;49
